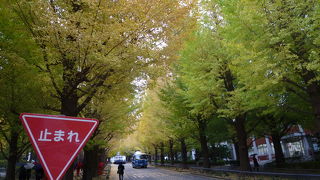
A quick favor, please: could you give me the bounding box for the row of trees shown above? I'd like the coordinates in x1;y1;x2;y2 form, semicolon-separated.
0;0;195;179
131;0;320;171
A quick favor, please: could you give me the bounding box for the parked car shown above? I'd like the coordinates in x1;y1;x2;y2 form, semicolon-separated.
0;167;6;179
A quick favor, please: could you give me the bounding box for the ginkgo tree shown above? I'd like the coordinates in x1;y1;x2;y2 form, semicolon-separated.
159;78;201;167
218;0;320;130
172;26;253;169
136;83;172;164
0;5;53;179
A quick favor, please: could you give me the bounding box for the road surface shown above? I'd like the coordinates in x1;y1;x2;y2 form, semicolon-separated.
109;163;219;180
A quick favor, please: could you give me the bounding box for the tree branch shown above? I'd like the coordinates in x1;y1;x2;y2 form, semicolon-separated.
285;105;313;115
0;131;9;143
0;142;8;160
283;77;307;92
286;86;309;102
17;143;31;158
33;64;47;72
12;2;37;37
246;119;262;134
13;1;63;97
104;133;114;142
280;123;294;136
76;69;113;114
50;92;61;100
43;104;60;112
81;0;103;68
209;94;219;109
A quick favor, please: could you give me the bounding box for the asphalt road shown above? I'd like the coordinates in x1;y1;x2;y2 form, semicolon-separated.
109;163;219;180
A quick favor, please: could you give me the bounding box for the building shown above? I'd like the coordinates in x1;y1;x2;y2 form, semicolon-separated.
245;125;319;165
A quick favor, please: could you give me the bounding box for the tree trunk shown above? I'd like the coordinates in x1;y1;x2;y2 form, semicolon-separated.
60;59;80;180
294;46;320;132
5;130;19;180
148;152;152;163
61;94;78;117
305;79;320;131
61;84;79;180
169;139;174;165
174;151;178;162
271;134;285;167
234;115;250;171
82;146;99;180
160;142;164;165
210;145;216;164
198;121;210;168
195;149;200;162
180;138;188;168
154;145;158;164
222;68;248;169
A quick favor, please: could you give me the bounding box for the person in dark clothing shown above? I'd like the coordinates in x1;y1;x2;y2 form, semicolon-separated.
252;154;259;171
24;162;34;180
75;161;83;176
26;168;31;180
34;162;44;180
98;161;104;175
117;163;125;180
18;165;27;180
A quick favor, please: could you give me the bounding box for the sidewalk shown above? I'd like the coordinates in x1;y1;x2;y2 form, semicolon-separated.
155;163;320;180
108;164;118;180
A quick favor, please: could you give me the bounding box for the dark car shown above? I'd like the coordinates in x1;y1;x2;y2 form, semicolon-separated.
132;159;147;168
132;153;148;168
114;160;126;164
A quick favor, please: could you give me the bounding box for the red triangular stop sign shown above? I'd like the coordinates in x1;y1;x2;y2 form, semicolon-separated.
20;113;99;180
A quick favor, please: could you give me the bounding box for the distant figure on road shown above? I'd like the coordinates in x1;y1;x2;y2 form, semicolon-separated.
117;163;125;180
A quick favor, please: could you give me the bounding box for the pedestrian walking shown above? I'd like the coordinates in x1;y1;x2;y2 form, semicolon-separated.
34;162;44;180
75;161;83;176
117;163;125;180
24;162;34;180
18;164;27;180
97;161;104;175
